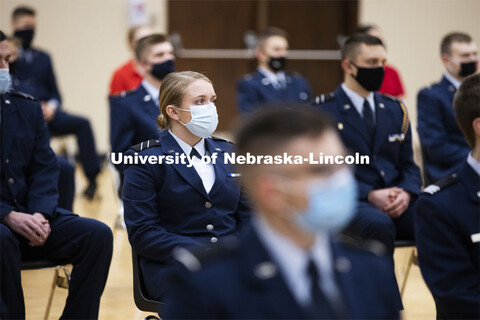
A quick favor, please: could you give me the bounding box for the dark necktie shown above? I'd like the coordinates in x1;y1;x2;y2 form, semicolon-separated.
305;259;336;319
190;147;201;159
363;99;375;143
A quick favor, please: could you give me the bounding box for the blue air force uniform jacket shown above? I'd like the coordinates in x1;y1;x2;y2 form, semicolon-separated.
164;226;400;319
417;76;469;182
316;86;422;200
0;91;67;219
415;161;479;319
11;48;61;104
109;84;161;170
237;70;311;115
122;130;251;299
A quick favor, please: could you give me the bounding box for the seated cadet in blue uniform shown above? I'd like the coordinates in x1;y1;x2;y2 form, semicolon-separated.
110;34;175;175
0;31;113;319
7;35;76;211
9;6;101;199
417;32;476;184
316;34;422;257
415;73;480;320
237;27;311;115
164;105;400;319
122;71;251;301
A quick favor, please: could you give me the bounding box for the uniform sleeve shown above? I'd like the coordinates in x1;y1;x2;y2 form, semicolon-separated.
415;196;480;318
237;79;259;116
357;180;374;201
109;98;135;173
395;117;422;195
44;54;62;106
0;202;15;221
26;103;59;218
235;190;251;232
122;156;203;262
417;90;469;166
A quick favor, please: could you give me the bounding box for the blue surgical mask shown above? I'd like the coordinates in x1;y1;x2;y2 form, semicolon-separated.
280;168;357;234
177;102;219;138
0;69;12;94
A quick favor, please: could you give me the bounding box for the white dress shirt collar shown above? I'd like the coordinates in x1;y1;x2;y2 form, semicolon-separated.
168;130;206;156
142;79;160;106
253;215;335;307
467;152;480;177
341;83;375;119
444;72;461;90
258;66;286;89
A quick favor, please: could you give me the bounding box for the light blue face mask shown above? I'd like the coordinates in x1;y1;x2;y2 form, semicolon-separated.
177;102;219;138
0;68;12;94
288;168;358;234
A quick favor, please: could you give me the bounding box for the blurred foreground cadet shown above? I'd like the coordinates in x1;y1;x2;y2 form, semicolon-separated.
0;30;113;319
164;105;399;319
415;73;480;320
417;32;477;184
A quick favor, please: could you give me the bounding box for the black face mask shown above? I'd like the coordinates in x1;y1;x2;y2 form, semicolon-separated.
459;61;478;77
14;29;35;49
150;59;175;81
350;61;385;92
268;57;287;72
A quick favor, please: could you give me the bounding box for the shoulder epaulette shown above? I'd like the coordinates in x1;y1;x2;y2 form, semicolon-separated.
336;233;387;257
210;136;234;144
110;89;136;99
314;92;335;105
422;173;459;195
379;93;400;102
243;74;253;81
131;139;161;152
8;90;37;101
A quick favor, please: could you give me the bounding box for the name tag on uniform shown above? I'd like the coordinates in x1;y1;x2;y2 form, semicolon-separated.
388;133;405;142
227;173;241;178
471;233;480;243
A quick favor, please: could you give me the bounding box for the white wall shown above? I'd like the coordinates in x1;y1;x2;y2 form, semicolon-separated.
0;0;167;153
360;0;480;126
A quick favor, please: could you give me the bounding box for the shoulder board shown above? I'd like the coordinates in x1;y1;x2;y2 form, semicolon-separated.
336;233;387;257
131;139;161;152
379;93;400;101
314;92;335;104
8;90;37;101
173;237;239;272
243;74;253;81
422;173;459;195
291;72;302;78
210;136;234;144
111;89;136;99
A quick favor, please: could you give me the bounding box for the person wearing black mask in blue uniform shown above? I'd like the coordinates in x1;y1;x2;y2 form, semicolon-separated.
9;6;101;200
237;27;311;115
315;33;422;311
110;34;175;178
417;32;478;185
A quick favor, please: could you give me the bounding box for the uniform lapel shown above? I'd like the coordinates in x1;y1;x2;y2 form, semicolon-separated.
255;71;283;99
160;131;208;198
336;87;372;148
205;139;227;197
239;227;306;318
372;93;393;154
138;85;160;119
459;161;480;204
1;94;19;160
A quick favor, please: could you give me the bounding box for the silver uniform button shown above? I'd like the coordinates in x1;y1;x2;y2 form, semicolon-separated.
380;170;385;177
5;159;9;164
8;178;14;184
205;202;212;209
206;224;214;231
210;237;218;243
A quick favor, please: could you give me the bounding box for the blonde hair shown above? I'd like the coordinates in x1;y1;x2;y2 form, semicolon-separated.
157;71;213;129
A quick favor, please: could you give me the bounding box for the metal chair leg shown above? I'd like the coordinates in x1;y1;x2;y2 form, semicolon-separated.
399;247;416;298
43;266;71;320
